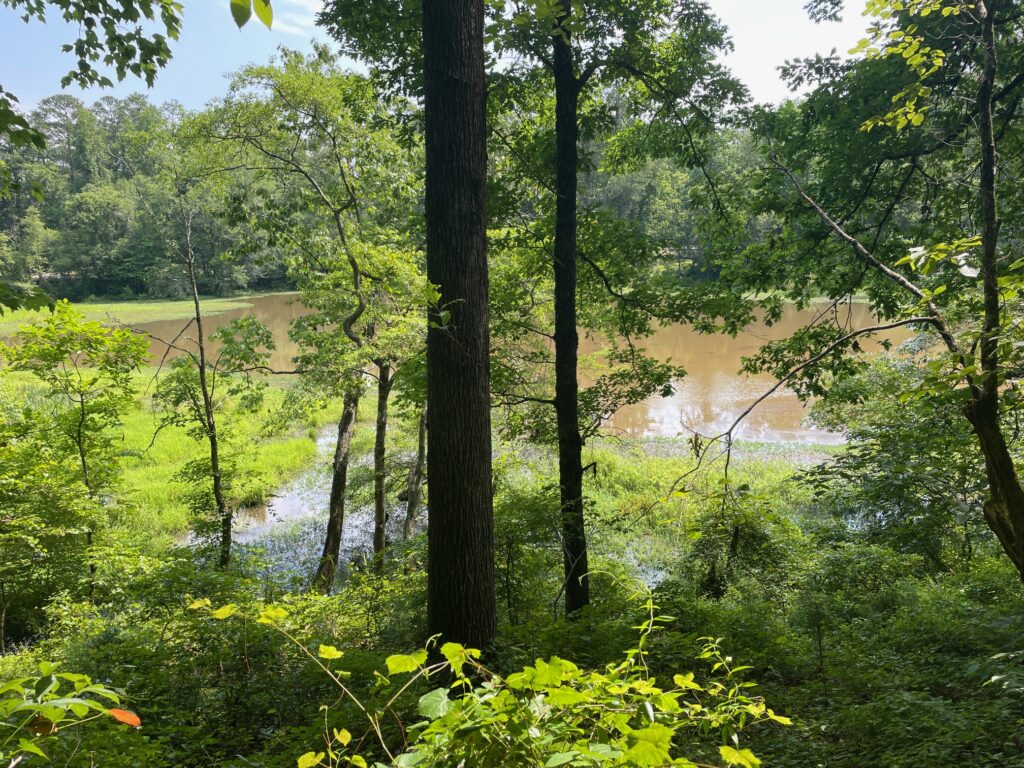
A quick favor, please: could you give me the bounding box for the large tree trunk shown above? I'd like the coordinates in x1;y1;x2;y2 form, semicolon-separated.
552;3;590;614
422;0;497;649
373;362;393;573
313;390;360;593
966;403;1024;575
403;405;428;541
966;0;1024;578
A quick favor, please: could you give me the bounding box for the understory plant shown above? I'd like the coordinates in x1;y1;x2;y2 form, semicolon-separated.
0;662;140;766
194;592;788;768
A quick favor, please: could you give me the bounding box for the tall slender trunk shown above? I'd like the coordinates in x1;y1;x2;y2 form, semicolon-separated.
403;406;428;541
552;3;590;614
178;199;229;568
74;396;97;599
965;0;1024;577
0;580;7;655
423;0;497;649
373;362;393;573
313;390;360;593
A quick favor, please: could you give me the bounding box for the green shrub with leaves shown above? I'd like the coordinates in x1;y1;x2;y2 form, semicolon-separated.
0;662;140;766
195;595;786;768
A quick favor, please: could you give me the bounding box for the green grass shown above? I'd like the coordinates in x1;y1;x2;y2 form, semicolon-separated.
112;383;340;549
0;295;266;336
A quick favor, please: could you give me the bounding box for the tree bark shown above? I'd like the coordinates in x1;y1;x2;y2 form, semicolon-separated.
313;390;360;593
423;0;497;649
403;405;428;541
552;2;590;614
965;0;1024;578
373;362;393;573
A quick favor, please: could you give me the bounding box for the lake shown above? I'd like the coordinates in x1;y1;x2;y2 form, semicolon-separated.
134;292;908;444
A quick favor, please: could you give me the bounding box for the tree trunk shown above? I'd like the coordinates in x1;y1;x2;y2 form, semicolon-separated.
181;222;229;568
423;0;497;649
373;362;393;573
403;405;428;541
313;390;360;593
0;580;6;656
966;0;1024;579
552;3;590;614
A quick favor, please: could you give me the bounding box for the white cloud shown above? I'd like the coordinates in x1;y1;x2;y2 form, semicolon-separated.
273;0;324;36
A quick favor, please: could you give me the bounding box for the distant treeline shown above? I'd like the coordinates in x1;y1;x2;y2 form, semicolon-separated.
0;89;733;301
0;94;291;300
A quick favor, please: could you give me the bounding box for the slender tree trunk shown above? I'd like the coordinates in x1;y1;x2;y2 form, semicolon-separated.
965;0;1024;578
423;0;497;649
0;580;6;656
403;406;428;541
74;401;97;600
552;3;590;614
313;390;360;593
180;202;230;568
373;362;393;573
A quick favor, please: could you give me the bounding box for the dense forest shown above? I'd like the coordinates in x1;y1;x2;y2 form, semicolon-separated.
1;0;1024;767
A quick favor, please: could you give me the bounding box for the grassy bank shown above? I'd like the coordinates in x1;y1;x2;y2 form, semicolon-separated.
112;379;340;549
0;295;266;336
0;366;339;549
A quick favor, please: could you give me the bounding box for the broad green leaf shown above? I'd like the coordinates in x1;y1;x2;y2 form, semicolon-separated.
385;650;427;675
319;645;344;660
673;672;702;690
297;751;324;768
767;709;792;725
230;0;252;27
257;605;289;624
211;604;239;620
720;746;761;768
18;739;48;758
253;0;273;27
545;752;578;767
417;687;452;719
333;728;351;747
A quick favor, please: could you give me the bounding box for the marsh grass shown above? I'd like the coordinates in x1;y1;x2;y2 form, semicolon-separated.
113;381;341;549
0;295;262;336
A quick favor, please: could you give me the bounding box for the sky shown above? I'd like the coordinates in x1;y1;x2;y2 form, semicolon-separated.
0;0;869;111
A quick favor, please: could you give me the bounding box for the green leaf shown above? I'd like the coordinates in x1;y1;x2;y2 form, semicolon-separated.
297;751;324;768
252;0;273;27
211;604;239;620
545;752;578;767
673;672;702;690
257;605;288;624
385;650;427;675
319;645;344;660
417;687;452;719
546;686;588;707
230;0;252;27
440;642;480;675
767;709;792;725
333;728;351;747
18;739;47;759
720;746;761;768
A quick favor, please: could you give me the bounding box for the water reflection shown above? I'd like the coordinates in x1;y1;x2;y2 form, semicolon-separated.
138;292;309;372
130;293;910;443
581;302;911;443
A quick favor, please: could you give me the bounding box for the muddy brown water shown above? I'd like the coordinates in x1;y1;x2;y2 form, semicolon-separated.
128;293;909;571
580;301;911;443
132;292;909;444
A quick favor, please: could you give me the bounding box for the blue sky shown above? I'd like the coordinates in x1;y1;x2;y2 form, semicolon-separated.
0;0;867;111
